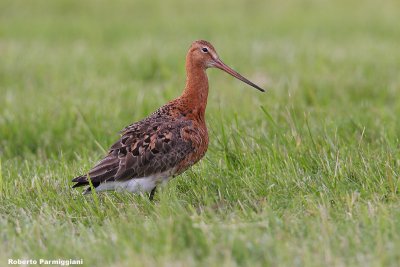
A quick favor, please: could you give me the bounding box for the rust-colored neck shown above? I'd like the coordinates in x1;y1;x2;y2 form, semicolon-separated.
179;54;209;123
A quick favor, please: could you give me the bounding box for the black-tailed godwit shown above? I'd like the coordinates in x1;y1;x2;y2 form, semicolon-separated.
72;40;265;199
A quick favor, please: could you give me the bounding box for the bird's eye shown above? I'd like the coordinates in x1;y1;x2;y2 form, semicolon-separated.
201;47;208;53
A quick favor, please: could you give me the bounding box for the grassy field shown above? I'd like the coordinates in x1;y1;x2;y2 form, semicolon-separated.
1;0;400;266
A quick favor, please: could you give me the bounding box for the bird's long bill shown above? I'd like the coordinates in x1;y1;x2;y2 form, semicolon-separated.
213;59;265;92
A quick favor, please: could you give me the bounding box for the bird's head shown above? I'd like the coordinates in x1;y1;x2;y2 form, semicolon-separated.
187;40;265;92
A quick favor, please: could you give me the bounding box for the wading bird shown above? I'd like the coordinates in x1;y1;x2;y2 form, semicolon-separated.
72;40;265;199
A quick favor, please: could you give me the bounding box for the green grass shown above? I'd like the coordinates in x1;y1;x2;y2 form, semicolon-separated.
1;0;400;266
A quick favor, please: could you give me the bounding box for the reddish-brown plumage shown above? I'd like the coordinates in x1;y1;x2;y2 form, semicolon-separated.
72;40;264;198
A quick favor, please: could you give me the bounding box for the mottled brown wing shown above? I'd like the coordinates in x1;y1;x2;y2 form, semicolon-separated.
72;117;194;189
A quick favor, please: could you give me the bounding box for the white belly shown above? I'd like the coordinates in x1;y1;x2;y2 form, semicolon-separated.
92;170;174;194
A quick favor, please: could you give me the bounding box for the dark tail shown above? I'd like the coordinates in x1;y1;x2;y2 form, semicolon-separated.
71;175;90;188
72;175;102;194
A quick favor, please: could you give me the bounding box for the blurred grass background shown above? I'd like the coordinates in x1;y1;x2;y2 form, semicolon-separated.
0;0;399;266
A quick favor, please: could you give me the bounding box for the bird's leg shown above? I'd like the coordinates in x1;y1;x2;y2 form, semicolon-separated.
149;186;157;201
